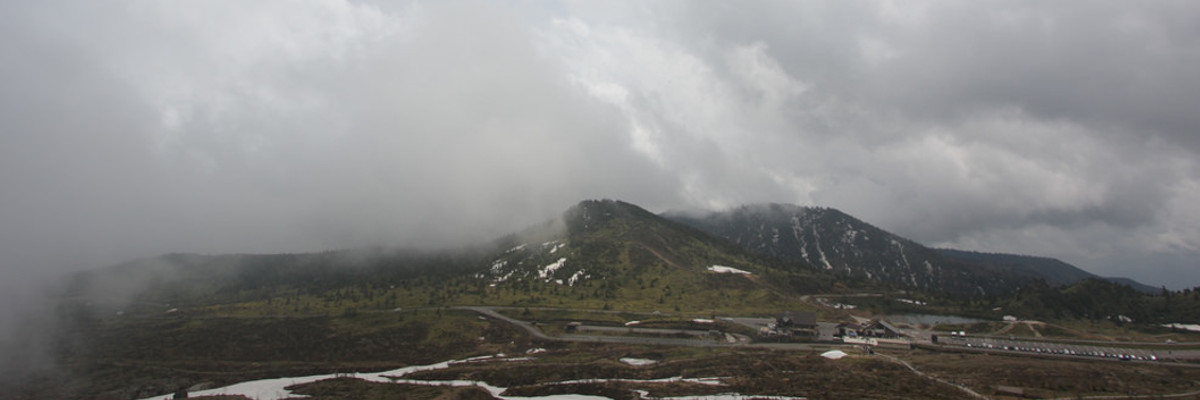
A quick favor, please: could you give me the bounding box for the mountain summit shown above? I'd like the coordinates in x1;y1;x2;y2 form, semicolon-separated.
476;200;828;311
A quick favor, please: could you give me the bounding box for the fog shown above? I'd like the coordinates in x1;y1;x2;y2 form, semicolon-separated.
4;0;1200;376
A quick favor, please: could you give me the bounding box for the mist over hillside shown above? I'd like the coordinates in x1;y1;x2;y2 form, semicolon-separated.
5;199;1200;399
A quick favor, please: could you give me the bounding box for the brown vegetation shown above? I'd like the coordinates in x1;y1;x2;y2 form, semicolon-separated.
900;348;1200;398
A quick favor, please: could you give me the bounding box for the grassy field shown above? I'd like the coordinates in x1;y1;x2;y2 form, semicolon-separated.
898;348;1200;399
12;300;1200;400
14;286;1200;400
328;345;970;400
10;309;529;400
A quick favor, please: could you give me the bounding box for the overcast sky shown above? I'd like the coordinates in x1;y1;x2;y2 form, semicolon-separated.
4;0;1200;324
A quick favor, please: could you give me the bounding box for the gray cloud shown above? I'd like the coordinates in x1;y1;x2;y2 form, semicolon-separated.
3;1;1200;367
550;1;1200;288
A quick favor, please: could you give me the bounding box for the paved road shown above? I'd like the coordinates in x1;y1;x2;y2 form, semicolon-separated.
573;325;751;343
724;317;840;341
576;325;712;336
461;306;833;350
463;306;555;340
464;306;1200;365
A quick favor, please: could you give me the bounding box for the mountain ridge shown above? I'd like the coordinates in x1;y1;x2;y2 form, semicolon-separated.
662;203;1014;296
66;199;1156;308
67;200;845;314
934;248;1159;294
663;203;1154;297
473;199;838;312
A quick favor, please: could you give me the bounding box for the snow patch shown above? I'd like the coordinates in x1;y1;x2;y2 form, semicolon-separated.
619;357;658;366
707;265;751;275
538;258;568;280
624;320;641;326
567;270;588;286
1163;323;1200;332
692;318;715;324
141;355;537;400
791;216;810;261
494;270;515;283
813;226;832;270
891;239;911;272
815;297;857;310
820;350;848;360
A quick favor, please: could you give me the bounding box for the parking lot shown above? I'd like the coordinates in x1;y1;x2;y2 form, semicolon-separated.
936;334;1161;362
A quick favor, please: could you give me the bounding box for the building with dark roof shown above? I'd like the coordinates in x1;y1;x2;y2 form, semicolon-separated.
776;311;818;329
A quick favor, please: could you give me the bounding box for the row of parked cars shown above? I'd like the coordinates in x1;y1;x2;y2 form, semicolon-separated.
942;336;1159;361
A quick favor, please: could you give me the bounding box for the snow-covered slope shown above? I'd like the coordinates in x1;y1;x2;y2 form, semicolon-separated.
478;239;593;287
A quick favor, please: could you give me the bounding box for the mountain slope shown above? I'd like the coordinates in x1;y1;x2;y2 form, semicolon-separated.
475;200;836;311
933;249;1095;287
663;204;1016;296
65;200;843;315
935;249;1159;294
663;204;1164;297
1102;277;1159;294
68;200;1156;307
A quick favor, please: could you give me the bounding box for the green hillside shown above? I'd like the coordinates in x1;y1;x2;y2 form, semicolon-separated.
62;200;851;319
995;278;1200;324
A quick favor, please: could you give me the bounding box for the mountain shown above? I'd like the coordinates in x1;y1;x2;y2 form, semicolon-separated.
935;249;1159;294
67;200;1158;308
41;199;1193;400
663;204;1163;298
475;200;838;312
662;204;1016;296
933;249;1095;287
65;200;842;314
